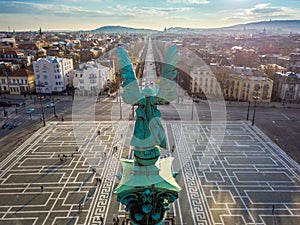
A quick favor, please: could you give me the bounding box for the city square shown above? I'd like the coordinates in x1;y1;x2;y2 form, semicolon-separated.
0;120;299;225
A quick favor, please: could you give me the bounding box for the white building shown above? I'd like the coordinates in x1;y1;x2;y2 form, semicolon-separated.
190;66;221;97
73;61;112;96
33;57;73;93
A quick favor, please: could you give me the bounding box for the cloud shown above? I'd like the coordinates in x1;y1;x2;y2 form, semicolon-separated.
223;3;299;22
0;1;132;18
167;0;209;4
113;5;190;17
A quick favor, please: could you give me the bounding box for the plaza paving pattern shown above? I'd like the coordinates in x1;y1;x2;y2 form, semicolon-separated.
0;121;299;225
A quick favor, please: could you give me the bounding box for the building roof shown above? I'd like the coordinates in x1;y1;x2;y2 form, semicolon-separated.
17;43;39;51
0;68;33;78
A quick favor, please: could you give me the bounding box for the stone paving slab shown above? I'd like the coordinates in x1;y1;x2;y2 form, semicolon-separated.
0;121;299;225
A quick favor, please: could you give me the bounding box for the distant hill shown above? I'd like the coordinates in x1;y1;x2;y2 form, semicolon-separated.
92;26;158;34
167;20;300;34
222;20;300;32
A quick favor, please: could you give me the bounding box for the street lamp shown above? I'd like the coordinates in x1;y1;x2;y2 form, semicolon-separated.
191;94;194;120
252;94;260;126
117;72;122;119
51;94;57;117
37;84;46;126
246;101;250;120
40;96;46;126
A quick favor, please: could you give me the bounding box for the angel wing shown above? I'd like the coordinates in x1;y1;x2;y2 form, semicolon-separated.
117;47;143;105
156;45;178;103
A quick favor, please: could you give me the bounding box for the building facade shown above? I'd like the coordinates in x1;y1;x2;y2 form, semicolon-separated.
33;56;73;94
190;66;221;98
73;61;112;96
213;66;273;102
0;67;35;94
273;72;300;103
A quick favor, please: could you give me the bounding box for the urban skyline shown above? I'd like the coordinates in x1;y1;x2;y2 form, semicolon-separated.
1;0;300;31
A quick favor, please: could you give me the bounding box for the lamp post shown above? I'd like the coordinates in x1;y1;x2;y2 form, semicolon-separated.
246;101;250;120
191;94;194;120
251;90;260;126
37;85;46;126
40;95;46;126
51;94;57;117
116;72;122;119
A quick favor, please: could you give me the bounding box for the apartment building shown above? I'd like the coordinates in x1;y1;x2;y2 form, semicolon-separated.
0;67;34;94
190;66;221;98
273;72;300;102
73;61;112;96
33;56;73;93
214;66;273;102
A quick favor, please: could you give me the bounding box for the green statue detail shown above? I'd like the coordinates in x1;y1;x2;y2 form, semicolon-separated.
114;45;181;225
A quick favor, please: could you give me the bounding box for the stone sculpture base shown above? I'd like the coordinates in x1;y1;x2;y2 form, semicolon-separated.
114;154;181;225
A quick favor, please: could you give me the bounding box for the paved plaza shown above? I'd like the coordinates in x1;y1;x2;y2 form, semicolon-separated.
0;121;299;225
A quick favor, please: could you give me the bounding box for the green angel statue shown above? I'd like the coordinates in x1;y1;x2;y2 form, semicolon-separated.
117;45;178;150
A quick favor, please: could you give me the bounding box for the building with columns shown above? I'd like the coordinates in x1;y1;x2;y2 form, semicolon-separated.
213;66;273;102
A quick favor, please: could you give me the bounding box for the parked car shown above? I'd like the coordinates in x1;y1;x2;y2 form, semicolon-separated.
9;122;17;129
46;103;55;108
1;122;10;129
25;108;35;114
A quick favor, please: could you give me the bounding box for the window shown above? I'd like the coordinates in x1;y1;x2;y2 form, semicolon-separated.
254;84;260;91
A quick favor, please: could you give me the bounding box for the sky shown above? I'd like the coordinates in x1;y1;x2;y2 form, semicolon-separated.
0;0;299;31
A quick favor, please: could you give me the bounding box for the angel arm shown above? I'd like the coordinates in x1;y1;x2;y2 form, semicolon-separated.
117;47;143;105
155;45;178;103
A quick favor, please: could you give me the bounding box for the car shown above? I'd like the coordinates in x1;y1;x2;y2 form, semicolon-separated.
9;122;17;129
1;121;10;129
25;108;35;114
193;99;200;103
46;103;55;108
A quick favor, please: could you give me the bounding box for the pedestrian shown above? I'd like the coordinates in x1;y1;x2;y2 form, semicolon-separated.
58;154;60;158
116;215;119;223
99;177;102;185
71;153;74;158
272;204;275;215
171;145;175;153
78;203;82;211
121;134;123;138
99;216;104;225
103;152;106;158
122;219;126;225
98;130;101;135
41;185;44;191
61;116;64;122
